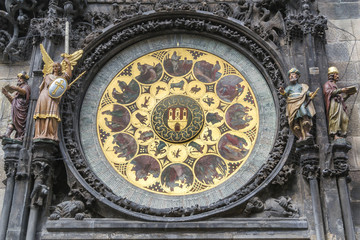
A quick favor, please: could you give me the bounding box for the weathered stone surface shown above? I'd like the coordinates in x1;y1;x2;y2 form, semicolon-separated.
318;3;360;20
42;218;309;240
348;137;360;168
0;188;4;214
326;20;353;43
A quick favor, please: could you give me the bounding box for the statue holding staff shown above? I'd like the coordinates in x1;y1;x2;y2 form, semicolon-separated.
33;44;83;141
279;68;317;142
323;66;357;140
1;71;31;140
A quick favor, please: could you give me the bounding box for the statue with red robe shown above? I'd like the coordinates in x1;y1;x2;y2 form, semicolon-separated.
1;71;31;140
323;66;357;140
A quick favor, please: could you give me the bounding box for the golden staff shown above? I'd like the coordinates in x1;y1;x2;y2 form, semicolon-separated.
69;71;86;88
305;87;320;108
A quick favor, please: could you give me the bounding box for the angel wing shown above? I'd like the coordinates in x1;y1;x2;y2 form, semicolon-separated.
40;44;54;77
60;49;84;73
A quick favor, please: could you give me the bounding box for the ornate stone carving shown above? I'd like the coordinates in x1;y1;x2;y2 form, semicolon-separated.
29;17;66;45
30;141;58;207
30;161;51;206
323;139;352;180
297;144;320;181
1;140;23;181
61;15;289;219
284;0;327;42
243;196;300;218
0;0;42;60
1;1;322;62
0;0;87;60
49;199;87;220
271;164;295;185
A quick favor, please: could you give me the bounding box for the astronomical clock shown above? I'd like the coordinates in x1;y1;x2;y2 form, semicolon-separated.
2;1;355;239
75;33;282;219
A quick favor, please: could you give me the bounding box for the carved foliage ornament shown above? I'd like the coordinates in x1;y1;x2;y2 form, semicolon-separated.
61;14;289;220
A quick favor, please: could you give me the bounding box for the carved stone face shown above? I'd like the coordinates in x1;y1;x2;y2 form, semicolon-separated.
252;198;264;212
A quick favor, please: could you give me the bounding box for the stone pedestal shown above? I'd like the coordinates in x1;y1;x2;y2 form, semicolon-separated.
0;140;22;240
296;139;325;240
323;139;355;240
26;140;58;240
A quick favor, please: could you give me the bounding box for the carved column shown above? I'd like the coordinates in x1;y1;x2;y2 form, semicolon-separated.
284;1;346;238
323;140;355;240
0;140;22;240
296;140;325;240
26;140;58;240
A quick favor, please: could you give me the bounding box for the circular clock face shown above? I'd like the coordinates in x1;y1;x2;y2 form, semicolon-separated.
95;48;259;195
80;34;276;209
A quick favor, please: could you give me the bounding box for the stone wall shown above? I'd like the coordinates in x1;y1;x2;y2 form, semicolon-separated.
0;62;30;214
319;1;360;234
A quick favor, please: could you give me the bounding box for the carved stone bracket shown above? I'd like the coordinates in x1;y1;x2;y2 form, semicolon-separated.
323;139;352;181
1;139;22;182
30;140;59;207
296;140;320;181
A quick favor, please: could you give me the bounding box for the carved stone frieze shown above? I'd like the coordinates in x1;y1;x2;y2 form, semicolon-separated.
284;0;327;42
243;196;300;218
60;13;290;219
1;1;324;62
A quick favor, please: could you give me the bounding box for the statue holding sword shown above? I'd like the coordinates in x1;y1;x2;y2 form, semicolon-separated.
279;68;318;143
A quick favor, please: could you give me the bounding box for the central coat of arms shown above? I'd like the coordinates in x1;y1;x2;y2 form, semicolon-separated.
152;95;204;143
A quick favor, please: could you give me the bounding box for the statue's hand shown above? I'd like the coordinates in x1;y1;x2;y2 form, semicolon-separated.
279;87;285;95
75;213;85;220
1;87;7;95
63;57;71;65
49;213;60;220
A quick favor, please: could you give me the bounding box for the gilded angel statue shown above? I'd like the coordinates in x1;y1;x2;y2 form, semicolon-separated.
33;44;83;141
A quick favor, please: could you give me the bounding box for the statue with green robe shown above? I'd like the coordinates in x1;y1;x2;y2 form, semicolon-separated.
279;68;316;142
